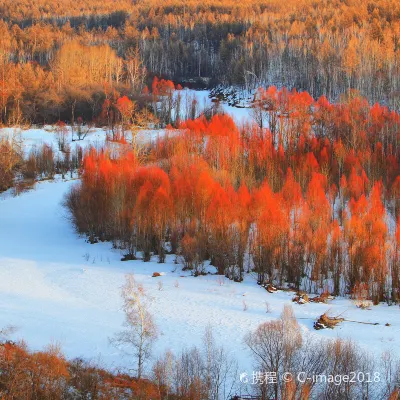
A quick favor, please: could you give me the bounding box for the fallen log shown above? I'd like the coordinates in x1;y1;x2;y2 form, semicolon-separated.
310;292;335;303
266;284;278;293
293;292;309;304
314;312;344;330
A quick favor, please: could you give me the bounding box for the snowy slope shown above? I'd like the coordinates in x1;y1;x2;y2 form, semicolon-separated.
0;90;398;379
0;179;399;379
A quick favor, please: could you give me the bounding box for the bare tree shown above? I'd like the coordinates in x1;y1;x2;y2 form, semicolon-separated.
243;306;400;400
153;327;237;400
245;305;315;399
152;350;175;398
0;131;22;191
111;274;158;378
202;325;238;400
54;121;68;152
125;48;147;93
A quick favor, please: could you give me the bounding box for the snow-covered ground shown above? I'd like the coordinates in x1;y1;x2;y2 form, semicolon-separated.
0;90;399;383
191;89;252;123
0;178;399;378
0;125;167;158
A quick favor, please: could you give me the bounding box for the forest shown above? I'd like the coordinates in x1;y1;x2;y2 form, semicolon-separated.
1;0;400;126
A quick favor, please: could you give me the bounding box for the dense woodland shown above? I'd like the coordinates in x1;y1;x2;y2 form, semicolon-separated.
1;0;400;125
66;86;400;303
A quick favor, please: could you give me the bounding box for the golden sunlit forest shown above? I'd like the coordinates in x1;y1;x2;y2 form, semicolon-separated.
0;0;400;124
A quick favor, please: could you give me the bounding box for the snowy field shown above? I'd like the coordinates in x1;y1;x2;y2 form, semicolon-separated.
0;90;399;381
0;178;399;378
0;125;167;157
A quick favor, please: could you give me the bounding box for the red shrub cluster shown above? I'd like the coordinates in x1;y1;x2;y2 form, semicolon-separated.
0;341;162;399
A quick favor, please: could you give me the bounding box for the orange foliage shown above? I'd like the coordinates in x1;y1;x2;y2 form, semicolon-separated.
68;85;400;302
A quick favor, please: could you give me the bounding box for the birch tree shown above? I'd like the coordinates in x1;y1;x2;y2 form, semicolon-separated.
111;274;158;378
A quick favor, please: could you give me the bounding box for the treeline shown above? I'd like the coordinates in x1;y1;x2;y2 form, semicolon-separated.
0;39;147;125
0;342;159;399
0;79;201;192
1;0;400;114
0;77;200;192
0;339;215;399
0;35;206;127
66;86;400;304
